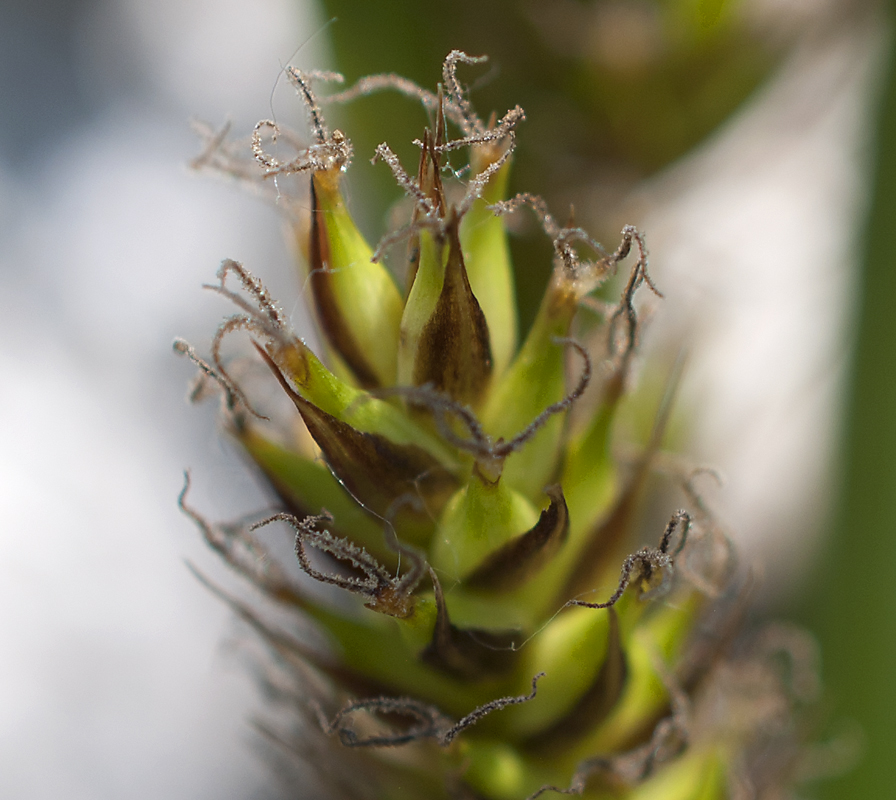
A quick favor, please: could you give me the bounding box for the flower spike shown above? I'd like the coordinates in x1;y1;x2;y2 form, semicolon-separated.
182;49;823;800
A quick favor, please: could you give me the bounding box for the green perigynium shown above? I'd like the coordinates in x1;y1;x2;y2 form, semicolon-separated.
178;52;818;800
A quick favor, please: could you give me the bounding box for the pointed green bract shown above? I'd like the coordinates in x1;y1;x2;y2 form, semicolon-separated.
431;468;538;584
271;337;456;467
501;605;614;736
237;424;390;556
398;227;445;386
464;484;569;592
630;749;727;800
460;154;516;380
310;168;403;387
562;386;621;540
482;277;579;498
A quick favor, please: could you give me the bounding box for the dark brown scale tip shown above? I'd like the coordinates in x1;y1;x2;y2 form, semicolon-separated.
254;342;458;524
412;209;493;406
524;608;627;752
294;398;457;525
309;174;381;388
405;127;447;292
422;100;447;216
464;485;570;593
421;568;522;681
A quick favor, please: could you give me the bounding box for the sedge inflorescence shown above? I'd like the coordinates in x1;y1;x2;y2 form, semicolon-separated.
177;51;818;800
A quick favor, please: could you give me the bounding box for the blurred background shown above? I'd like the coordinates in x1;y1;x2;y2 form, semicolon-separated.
1;0;893;798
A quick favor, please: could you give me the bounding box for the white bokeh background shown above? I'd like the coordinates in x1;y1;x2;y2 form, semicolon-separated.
641;14;882;598
1;1;327;797
0;1;880;798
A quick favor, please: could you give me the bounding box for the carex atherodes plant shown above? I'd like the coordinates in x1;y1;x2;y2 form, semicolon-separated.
178;52;819;800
